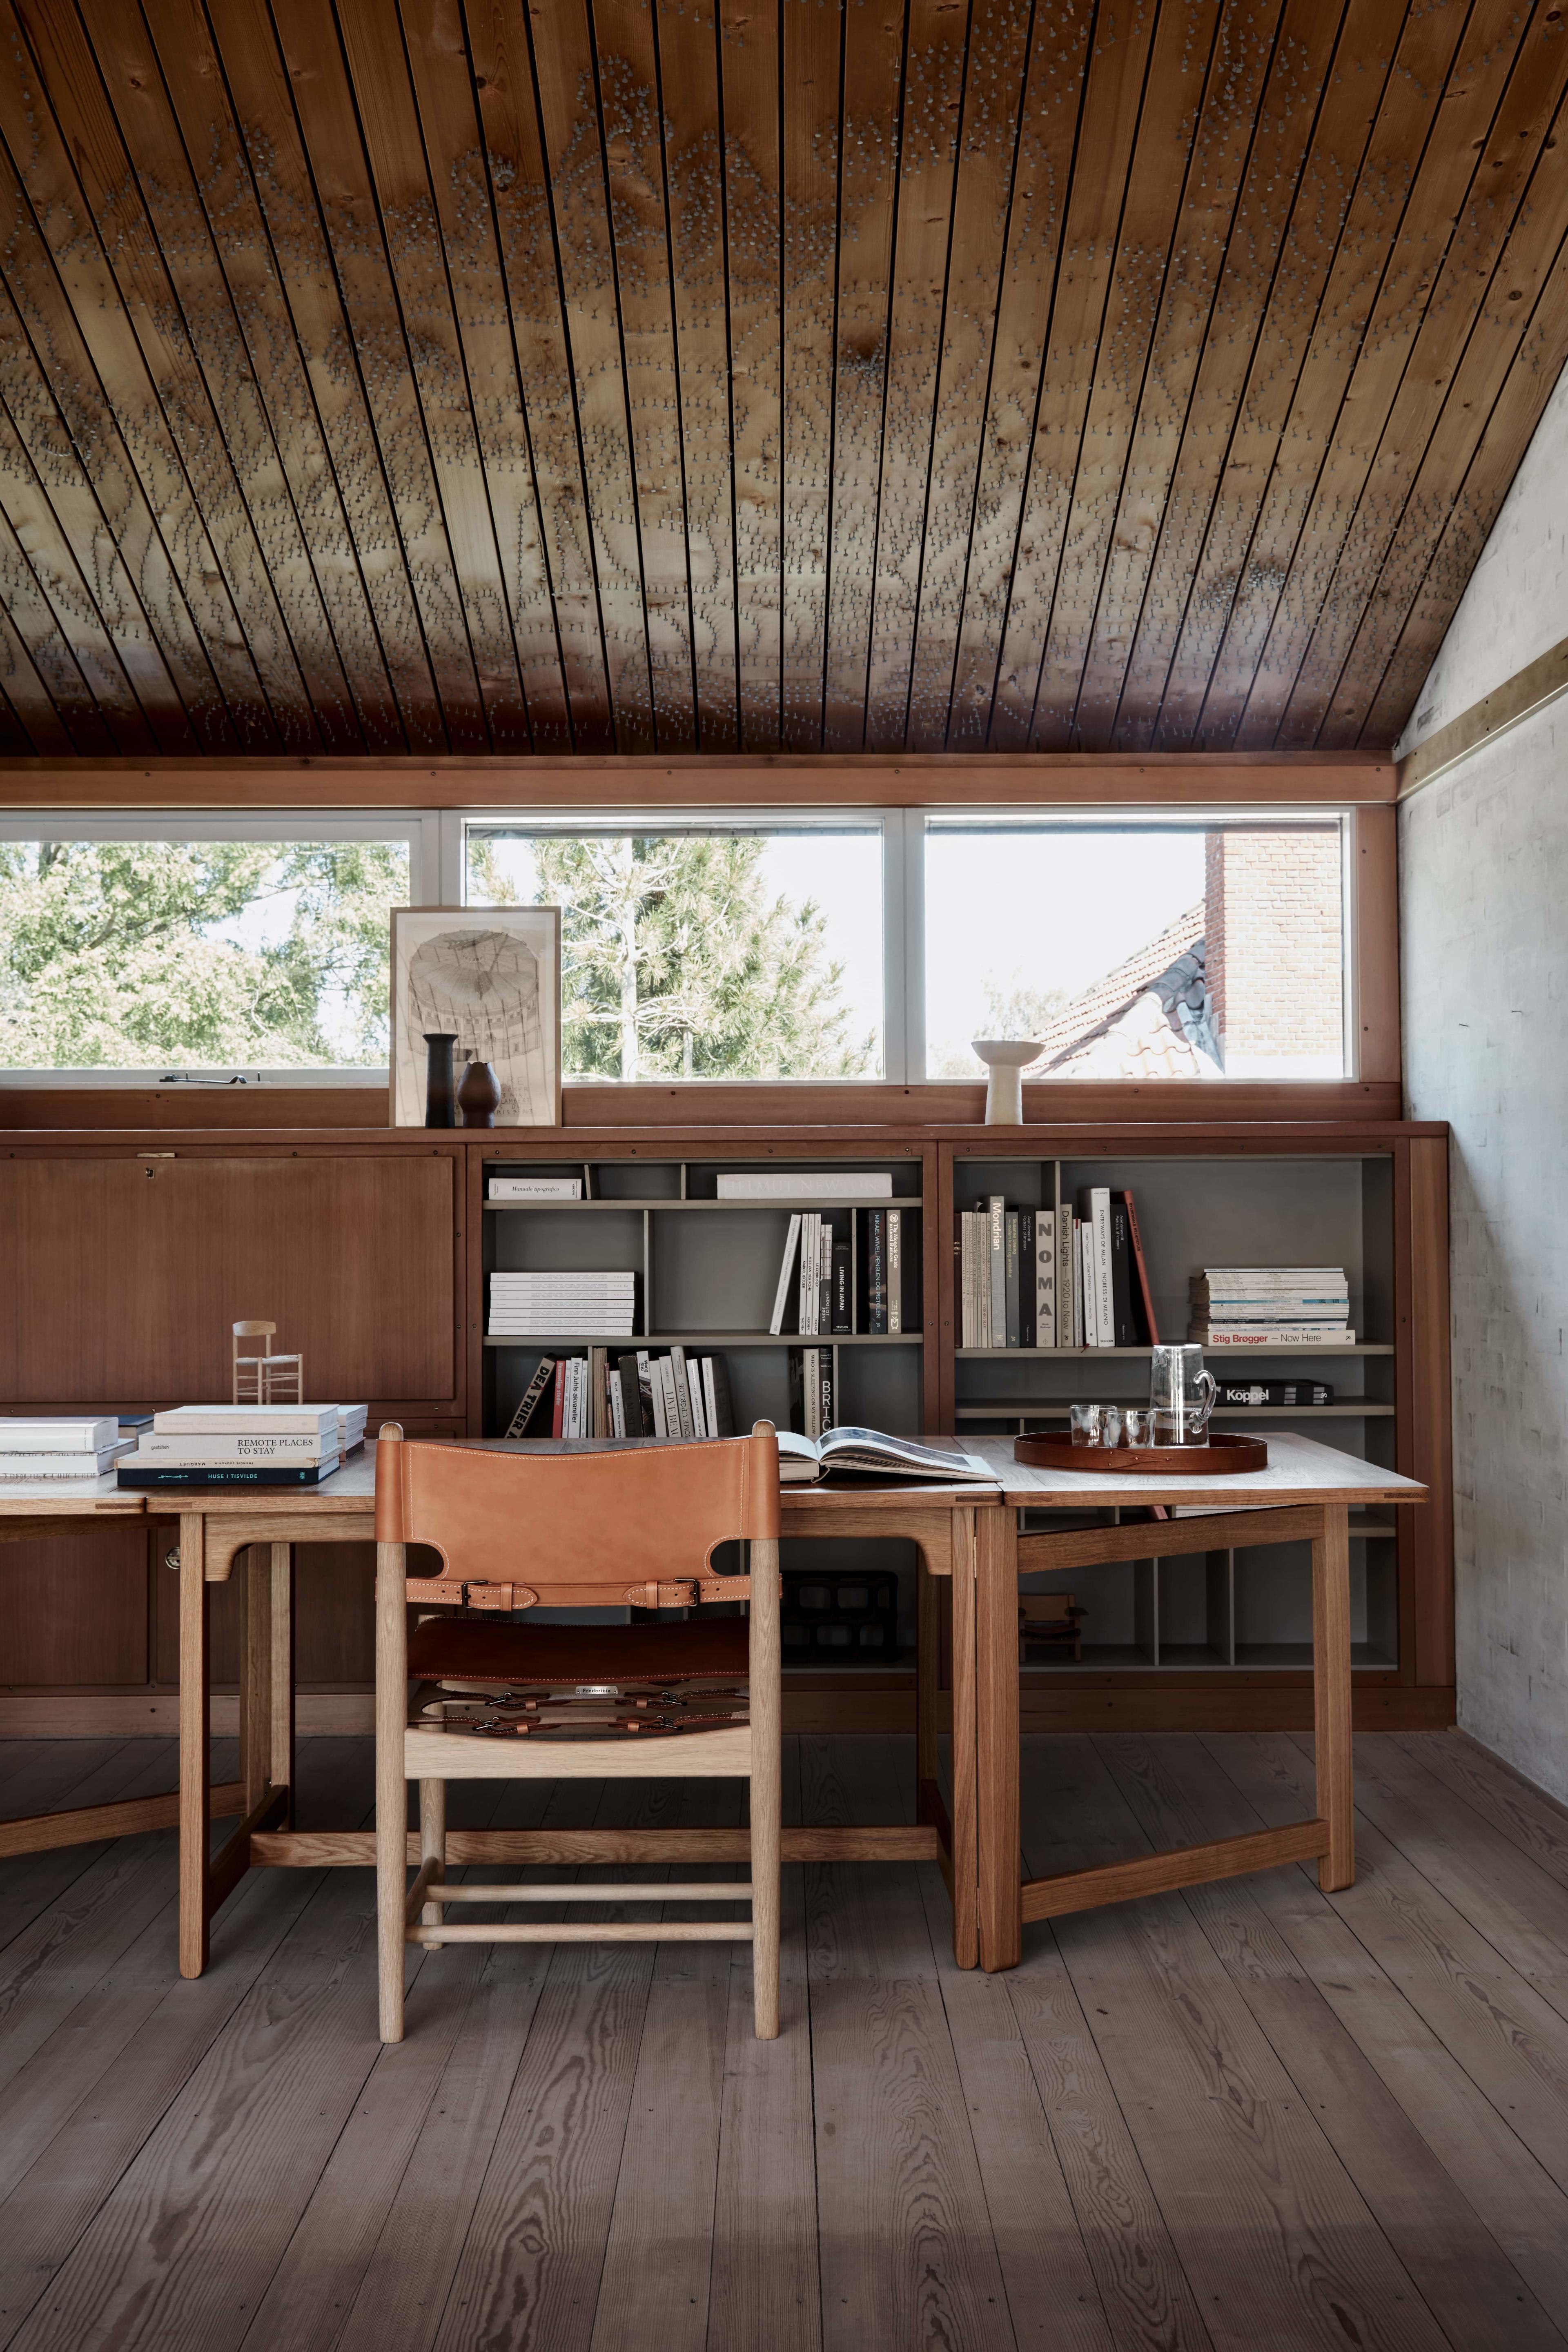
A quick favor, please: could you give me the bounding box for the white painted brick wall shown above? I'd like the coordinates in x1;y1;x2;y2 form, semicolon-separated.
1403;698;1568;1799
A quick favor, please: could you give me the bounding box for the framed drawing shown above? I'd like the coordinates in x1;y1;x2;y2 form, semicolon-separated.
390;906;562;1127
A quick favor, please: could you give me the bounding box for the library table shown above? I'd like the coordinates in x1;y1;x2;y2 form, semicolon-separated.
171;1441;1004;1978
0;1481;246;1860
963;1433;1429;1971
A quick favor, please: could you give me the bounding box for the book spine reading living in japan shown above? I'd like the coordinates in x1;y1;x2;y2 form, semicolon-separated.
833;1236;852;1333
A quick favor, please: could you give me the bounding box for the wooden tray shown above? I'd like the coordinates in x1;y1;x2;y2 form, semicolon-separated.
1013;1431;1269;1476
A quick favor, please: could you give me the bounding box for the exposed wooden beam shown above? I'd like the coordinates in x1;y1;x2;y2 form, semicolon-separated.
0;751;1395;808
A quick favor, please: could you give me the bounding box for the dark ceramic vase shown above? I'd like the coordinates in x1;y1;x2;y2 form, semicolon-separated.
422;1032;459;1128
458;1056;502;1129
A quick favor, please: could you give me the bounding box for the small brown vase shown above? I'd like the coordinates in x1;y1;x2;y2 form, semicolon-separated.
457;1055;501;1128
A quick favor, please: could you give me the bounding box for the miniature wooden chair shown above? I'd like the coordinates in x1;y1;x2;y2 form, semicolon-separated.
232;1321;304;1406
373;1421;782;2042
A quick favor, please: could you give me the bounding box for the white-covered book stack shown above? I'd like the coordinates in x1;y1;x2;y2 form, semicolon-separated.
1189;1269;1353;1348
0;1417;135;1480
118;1403;364;1489
489;1271;636;1337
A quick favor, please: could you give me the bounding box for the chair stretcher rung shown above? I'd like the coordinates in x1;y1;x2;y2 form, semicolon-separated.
417;1880;754;1902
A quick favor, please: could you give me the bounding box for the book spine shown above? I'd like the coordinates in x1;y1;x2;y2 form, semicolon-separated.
1078;1218;1094;1346
888;1210;902;1335
701;1356;718;1438
1036;1209;1056;1348
832;1240;852;1334
507;1356;556;1438
820;1218;835;1336
617;1354;644;1435
1108;1198;1135;1348
1004;1211;1020;1349
987;1196;1007;1347
1056;1196;1075;1350
1196;1327;1355;1346
1121;1189;1158;1344
803;1347;818;1440
957;1213;971;1350
686;1358;707;1438
551;1361;566;1438
819;1350;834;1436
648;1356;668;1438
608;1368;626;1438
1090;1189;1114;1349
1018;1207;1035;1349
769;1214;802;1335
708;1354;736;1437
868;1211;887;1335
668;1345;695;1439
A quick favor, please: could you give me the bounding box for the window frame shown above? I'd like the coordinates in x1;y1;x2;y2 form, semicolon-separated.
0;808;439;1089
0;802;1365;1089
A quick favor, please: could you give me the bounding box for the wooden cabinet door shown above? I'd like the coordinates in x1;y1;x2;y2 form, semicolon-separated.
0;1150;461;1408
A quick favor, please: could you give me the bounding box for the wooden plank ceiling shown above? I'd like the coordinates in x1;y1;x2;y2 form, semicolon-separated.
0;0;1562;763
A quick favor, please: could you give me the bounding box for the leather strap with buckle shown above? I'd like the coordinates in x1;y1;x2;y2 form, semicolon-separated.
622;1575;768;1608
405;1578;537;1611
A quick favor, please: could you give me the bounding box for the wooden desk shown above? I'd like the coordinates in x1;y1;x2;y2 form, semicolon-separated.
962;1434;1429;1970
0;1482;243;1860
174;1442;1003;1978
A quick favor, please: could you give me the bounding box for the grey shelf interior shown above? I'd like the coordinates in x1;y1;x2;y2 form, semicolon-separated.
961;1148;1401;1675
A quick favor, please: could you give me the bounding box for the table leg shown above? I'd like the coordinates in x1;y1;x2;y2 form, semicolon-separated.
178;1511;210;1979
1312;1502;1355;1891
241;1547;272;1815
916;1555;939;1795
270;1542;295;1828
947;1508;978;1970
976;1503;1022;1971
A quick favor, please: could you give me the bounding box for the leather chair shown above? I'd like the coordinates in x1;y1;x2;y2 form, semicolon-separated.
374;1420;782;2042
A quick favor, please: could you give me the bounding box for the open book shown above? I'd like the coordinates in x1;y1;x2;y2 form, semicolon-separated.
775;1427;995;1486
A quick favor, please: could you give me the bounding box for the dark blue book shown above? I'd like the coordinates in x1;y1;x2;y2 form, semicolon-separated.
116;1461;341;1490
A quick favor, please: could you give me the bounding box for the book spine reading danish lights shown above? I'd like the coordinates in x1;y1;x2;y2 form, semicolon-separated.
956;1187;1156;1350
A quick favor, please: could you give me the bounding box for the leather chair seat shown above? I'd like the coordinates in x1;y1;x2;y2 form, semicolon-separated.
407;1610;749;1686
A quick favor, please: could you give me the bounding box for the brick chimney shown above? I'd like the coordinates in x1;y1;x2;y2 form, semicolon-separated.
1203;829;1344;1077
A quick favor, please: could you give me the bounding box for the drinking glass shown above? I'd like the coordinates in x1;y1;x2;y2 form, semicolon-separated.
1068;1403;1105;1446
1100;1406;1123;1449
1120;1408;1149;1446
1148;1344;1216;1444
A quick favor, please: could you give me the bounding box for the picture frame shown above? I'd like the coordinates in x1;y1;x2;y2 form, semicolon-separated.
389;905;563;1128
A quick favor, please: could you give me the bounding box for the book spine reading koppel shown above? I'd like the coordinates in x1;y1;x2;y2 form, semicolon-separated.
1018;1207;1035;1349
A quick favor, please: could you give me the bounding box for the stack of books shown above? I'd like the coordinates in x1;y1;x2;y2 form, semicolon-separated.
768;1213;849;1335
118;1403;366;1489
510;1348;735;1440
716;1170;891;1199
488;1271;637;1338
1189;1269;1354;1348
959;1187;1157;1351
0;1416;137;1480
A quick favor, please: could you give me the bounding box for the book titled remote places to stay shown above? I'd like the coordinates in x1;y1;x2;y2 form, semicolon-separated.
117;1403;366;1489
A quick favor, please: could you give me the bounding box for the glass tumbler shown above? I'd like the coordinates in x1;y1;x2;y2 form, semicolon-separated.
1068;1403;1105;1446
1148;1344;1216;1444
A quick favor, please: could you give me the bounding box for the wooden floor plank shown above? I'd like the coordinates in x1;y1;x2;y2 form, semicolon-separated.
588;1780;739;2352
810;1737;1013;2352
1102;1733;1568;2352
426;1774;677;2352
1022;1736;1451;2352
1339;1734;1568;1998
1390;1735;1568;1892
1210;1734;1568;2201
1201;1733;1568;2330
707;1744;820;2352
332;1777;603;2352
800;1732;935;1984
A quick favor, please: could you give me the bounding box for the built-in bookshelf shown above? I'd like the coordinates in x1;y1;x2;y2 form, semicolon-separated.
948;1147;1403;1675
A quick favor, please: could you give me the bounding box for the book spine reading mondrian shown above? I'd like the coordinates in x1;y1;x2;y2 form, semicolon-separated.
987;1195;1006;1348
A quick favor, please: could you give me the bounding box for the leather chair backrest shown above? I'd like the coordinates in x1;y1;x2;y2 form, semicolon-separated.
375;1427;780;1592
